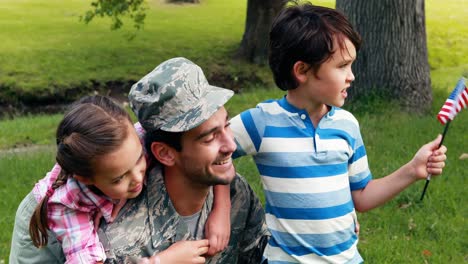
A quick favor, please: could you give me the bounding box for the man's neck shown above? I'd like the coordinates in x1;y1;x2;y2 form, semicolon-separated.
163;167;210;216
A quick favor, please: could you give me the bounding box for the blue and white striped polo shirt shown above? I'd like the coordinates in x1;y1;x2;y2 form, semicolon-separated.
231;97;371;263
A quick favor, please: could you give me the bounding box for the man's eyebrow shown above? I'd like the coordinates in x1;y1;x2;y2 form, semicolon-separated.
194;110;229;140
195;127;218;140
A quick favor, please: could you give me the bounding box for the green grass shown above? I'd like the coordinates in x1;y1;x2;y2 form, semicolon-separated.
1;0;468;262
0;0;251;102
426;0;468;71
354;111;467;263
0;114;62;149
0;0;466;101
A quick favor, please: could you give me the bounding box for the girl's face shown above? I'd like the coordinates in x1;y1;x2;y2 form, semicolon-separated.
86;121;147;200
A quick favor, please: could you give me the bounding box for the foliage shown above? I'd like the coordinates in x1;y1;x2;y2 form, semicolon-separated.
82;0;147;30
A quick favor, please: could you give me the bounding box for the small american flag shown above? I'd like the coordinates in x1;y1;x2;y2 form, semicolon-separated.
437;77;468;125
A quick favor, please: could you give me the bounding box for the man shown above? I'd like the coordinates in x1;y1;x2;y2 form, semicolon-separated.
98;57;269;263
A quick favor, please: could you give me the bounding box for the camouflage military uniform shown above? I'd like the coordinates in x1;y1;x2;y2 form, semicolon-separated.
98;163;269;264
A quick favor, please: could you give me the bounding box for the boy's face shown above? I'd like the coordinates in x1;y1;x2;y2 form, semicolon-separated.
303;37;356;108
172;106;237;187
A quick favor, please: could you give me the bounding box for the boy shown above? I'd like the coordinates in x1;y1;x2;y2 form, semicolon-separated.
230;3;447;263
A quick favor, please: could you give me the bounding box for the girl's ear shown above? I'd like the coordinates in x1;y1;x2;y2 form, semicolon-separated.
73;174;94;185
151;142;176;166
292;61;310;84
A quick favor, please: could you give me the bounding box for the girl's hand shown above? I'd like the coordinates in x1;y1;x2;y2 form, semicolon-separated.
156;240;209;263
94;198;127;230
94;211;103;230
110;198;127;222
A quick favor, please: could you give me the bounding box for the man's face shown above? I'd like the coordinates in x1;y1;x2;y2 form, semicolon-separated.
173;107;237;187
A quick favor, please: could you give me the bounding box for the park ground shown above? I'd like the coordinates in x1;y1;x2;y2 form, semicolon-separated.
0;0;467;262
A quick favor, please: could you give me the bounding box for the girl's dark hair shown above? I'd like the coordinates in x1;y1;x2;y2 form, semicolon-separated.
269;2;362;91
29;95;132;248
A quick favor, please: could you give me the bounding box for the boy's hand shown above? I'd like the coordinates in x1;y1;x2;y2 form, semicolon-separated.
411;135;447;180
204;206;230;256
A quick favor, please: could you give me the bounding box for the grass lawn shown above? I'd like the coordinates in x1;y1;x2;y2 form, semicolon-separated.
1;91;466;263
1;0;467;263
0;0;262;104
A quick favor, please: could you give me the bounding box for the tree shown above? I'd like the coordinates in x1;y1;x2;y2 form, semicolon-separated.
336;0;432;113
82;0;200;31
236;0;286;64
82;0;147;30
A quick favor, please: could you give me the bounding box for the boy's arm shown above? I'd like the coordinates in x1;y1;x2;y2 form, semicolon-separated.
230;112;260;159
352;135;447;212
204;184;231;256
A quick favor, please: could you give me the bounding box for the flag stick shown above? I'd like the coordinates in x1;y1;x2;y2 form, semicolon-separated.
420;120;451;201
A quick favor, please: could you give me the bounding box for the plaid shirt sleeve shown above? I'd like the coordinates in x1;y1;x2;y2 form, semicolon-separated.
48;200;106;263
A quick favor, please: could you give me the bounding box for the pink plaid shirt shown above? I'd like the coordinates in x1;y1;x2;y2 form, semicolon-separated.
33;164;114;263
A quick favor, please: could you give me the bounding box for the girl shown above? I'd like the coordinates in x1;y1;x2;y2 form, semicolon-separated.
10;95;230;263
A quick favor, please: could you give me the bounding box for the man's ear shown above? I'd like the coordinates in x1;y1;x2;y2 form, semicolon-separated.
151;142;176;166
73;174;94;185
292;61;310;84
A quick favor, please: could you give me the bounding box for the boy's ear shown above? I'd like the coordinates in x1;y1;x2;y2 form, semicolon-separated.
151;142;176;166
73;174;94;185
292;61;310;84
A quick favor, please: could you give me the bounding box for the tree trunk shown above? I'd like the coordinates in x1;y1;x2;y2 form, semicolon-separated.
236;0;286;64
336;0;432;113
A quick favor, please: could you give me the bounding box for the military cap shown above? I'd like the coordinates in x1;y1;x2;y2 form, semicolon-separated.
129;57;234;132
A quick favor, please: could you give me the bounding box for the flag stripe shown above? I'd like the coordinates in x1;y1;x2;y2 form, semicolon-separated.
437;78;468;125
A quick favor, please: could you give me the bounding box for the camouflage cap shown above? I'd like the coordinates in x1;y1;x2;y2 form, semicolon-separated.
129;57;234;132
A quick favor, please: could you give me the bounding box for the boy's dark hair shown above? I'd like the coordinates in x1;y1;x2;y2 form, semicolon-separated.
269;2;362;91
